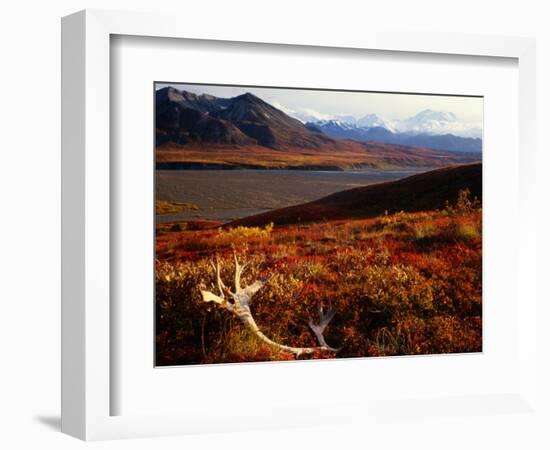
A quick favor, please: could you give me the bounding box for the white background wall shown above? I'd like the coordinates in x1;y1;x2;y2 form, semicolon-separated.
0;1;547;448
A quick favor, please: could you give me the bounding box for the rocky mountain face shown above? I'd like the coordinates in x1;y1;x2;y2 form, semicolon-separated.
156;87;337;149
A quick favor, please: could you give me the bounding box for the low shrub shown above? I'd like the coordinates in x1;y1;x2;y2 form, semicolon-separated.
451;222;481;242
411;222;438;241
218;223;274;241
445;188;481;215
155;208;482;365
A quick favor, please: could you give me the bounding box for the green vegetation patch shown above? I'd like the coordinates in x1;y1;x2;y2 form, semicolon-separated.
156;200;200;215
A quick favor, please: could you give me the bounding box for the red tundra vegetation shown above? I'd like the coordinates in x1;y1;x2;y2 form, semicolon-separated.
155;187;482;365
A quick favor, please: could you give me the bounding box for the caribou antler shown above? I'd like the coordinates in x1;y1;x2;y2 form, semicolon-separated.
199;253;340;357
308;303;340;352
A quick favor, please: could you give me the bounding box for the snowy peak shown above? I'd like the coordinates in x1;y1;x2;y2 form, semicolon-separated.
396;109;480;138
357;114;396;132
312;119;359;131
293;108;480;139
398;109;457;134
412;109;457;122
309;118;482;153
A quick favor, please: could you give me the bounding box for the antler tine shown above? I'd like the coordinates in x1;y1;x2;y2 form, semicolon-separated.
319;305;336;329
233;253;241;291
308;303;339;351
233;252;248;292
209;257;227;298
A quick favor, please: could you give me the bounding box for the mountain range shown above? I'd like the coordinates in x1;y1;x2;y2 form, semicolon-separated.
306;119;482;153
156;87;481;169
286;108;481;137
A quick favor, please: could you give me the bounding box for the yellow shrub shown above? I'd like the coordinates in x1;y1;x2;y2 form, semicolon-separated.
412;222;438;240
218;223;274;240
452;222;481;241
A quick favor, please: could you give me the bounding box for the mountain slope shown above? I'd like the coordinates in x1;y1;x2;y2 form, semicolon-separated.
228;163;481;226
156;88;338;149
156;87;255;146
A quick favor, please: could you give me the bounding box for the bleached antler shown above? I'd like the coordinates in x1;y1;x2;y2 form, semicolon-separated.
199;253;339;357
308;303;340;352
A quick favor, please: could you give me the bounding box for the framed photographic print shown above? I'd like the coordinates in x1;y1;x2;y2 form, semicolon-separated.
61;9;538;441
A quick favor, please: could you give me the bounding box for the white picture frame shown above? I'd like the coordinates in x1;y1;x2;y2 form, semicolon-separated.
61;9;537;441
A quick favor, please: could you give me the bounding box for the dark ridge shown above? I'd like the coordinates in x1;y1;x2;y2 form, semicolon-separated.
227;163;482;227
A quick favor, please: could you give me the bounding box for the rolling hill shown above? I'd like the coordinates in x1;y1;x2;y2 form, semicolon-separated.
227;163;481;226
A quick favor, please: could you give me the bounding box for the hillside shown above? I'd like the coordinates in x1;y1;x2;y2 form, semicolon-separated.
156;142;480;170
156;87;337;149
228;163;481;226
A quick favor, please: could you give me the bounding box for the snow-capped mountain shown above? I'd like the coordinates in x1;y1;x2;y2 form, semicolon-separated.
288;109;332;123
307;117;482;153
357;114;396;132
254;99;482;151
289;110;359;125
291;108;480;138
310;119;359;130
396;109;482;138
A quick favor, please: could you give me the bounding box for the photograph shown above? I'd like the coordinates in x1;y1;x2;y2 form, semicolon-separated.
154;83;483;366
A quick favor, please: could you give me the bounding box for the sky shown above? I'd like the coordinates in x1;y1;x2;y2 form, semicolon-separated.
155;82;483;137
